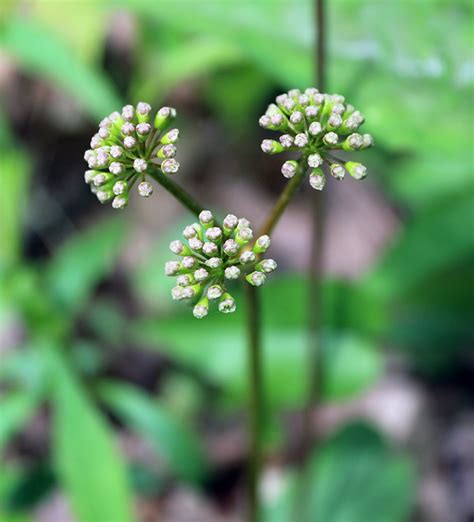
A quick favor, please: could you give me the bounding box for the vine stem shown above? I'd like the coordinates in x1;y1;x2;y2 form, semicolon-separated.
301;0;327;454
244;283;263;522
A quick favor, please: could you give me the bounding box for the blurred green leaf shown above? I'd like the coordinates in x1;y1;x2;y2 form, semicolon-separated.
131;276;381;411
119;0;314;87
0;391;38;452
366;192;474;299
45;219;126;315
265;422;415;522
49;349;134;522
305;422;415;522
134;36;244;101
99;380;209;485
0;18;122;119
31;0;107;62
0;152;30;268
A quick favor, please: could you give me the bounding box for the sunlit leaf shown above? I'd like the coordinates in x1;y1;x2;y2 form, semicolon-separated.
0;18;122;119
49;349;134;522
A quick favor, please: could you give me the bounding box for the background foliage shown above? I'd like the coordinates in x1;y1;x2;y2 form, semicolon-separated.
0;1;472;521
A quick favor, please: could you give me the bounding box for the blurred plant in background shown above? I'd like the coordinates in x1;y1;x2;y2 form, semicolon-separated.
0;1;473;521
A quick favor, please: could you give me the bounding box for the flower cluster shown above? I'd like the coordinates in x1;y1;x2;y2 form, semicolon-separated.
165;211;277;318
259;88;373;190
83;103;180;209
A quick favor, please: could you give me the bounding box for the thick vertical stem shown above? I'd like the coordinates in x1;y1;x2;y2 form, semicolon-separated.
300;0;327;457
244;284;263;522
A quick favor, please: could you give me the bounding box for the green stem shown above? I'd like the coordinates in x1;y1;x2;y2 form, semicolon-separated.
244;283;263;522
257;162;308;237
149;168;203;217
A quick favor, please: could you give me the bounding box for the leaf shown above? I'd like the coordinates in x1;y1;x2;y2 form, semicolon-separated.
49;349;134;522
131;276;382;410
0;152;30;268
0;391;38;452
264;422;416;522
306;423;415;522
134;36;244;101
98;380;208;485
45;218;127;315
365;192;474;300
0;18;122;119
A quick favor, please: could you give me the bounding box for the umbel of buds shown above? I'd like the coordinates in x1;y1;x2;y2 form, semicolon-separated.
259;88;374;190
165;211;277;319
84;103;180;209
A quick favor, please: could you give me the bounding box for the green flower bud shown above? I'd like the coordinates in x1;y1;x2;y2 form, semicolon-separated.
154;106;176;131
246;271;266;287
345;161;367;180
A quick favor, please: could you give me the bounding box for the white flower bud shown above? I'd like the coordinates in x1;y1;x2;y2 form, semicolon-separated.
270;113;284;127
256;235;271;251
193;304;208;319
347;133;364;149
121;122;135;135
137;102;151;115
109;162;124;175
161;158;180;174
323;132;338;146
183;225;198;239
238;218;251;228
189;237;203;251
98;127;110;139
122;104;135;121
290;111;303;124
330;163;345;180
182;256;197;269
205;257;222;269
202;242;218;256
259;259;277;273
298;94;310;106
113;180;128;195
223;214;238;230
84;170;96;184
138;181;153;197
110;145;123;159
309;172;326;190
199;210;214;224
259;115;271;128
136;123;151;136
279;134;294;148
123;136;136;149
281;160;298;179
332;103;345;115
308;153;323;168
205;227;222;241
308;121;322;136
112;196;127;209
194;268;209;282
90;134;102;149
207;285;223;300
223;239;239;256
305;105;319;119
246;271;266;287
224;266;241;280
294;133;308;147
177;274;192;287
133;158;147;173
171;286;184;300
170;240;185;255
182;286;196;299
240;251;256;264
219;296;236;314
165;261;180;275
328;114;342;128
363;134;374;148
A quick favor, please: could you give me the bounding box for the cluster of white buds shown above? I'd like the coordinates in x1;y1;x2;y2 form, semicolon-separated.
165;211;277;318
259;88;374;190
84;103;180;209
